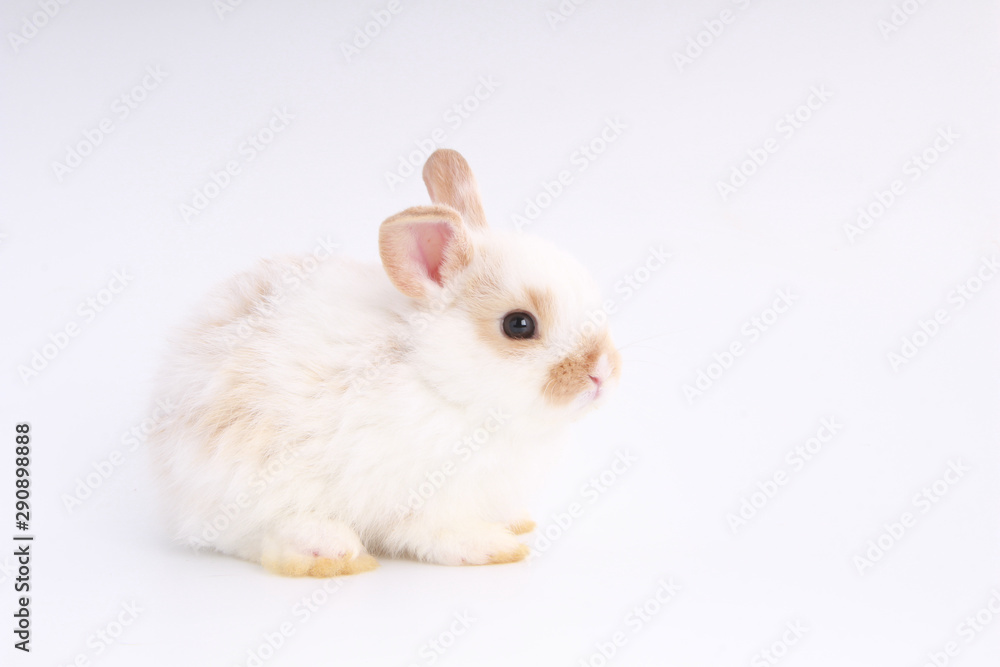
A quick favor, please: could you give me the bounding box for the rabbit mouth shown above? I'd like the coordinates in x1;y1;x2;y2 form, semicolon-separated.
574;375;614;413
581;384;603;405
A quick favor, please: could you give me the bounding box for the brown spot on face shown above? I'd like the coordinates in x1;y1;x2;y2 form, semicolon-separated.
525;287;556;331
544;348;597;406
544;331;620;406
463;267;552;358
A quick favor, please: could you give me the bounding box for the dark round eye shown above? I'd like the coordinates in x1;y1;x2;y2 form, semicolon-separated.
502;311;536;339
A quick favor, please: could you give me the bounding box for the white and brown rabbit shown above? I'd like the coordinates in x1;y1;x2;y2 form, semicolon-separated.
150;149;621;577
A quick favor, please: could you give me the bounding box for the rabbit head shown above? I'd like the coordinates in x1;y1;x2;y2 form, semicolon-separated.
377;149;622;422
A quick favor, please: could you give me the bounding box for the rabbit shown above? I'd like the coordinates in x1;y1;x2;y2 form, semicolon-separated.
149;148;622;577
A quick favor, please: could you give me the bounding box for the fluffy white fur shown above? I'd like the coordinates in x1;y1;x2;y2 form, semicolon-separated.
149;150;620;575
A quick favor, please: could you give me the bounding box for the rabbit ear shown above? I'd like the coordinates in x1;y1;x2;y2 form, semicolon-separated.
422;149;488;230
379;205;473;299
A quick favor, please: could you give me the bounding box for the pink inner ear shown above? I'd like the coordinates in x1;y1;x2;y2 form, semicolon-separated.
408;222;453;286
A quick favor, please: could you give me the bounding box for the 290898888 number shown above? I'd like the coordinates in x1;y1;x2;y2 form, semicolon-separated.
15;423;31;531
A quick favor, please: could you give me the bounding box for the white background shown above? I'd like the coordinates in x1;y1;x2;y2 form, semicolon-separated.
2;1;999;666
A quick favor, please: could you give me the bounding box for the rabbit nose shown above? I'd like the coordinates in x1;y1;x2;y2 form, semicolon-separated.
590;353;612;386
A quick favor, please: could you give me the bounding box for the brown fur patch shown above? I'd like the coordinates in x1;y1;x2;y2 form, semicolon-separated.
507;519;536;535
338;554;379;576
305;557;343;577
263;551;379;578
193;360;270;458
543;331;620;406
525;287;556;332
484;543;530;565
462;267;553;359
262;550;311;577
422;149;488;230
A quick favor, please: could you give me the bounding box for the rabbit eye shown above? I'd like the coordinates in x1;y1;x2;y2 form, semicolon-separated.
502;311;536;339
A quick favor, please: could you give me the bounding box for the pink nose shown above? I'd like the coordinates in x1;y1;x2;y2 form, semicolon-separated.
590;353;613;389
